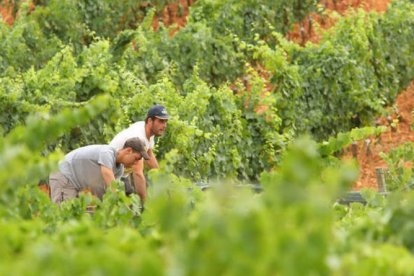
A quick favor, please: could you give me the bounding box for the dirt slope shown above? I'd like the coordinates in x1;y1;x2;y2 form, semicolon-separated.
288;0;392;45
0;0;14;25
345;81;414;190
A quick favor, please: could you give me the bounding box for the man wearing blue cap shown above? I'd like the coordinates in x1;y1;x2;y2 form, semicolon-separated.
109;105;169;202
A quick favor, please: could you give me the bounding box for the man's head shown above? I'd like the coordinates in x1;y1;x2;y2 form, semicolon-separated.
145;105;169;136
119;137;150;167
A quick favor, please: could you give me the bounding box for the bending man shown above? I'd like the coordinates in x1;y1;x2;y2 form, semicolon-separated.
49;137;149;204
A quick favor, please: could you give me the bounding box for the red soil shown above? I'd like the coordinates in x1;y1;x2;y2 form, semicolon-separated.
0;0;14;25
344;81;414;190
287;0;392;45
152;0;194;35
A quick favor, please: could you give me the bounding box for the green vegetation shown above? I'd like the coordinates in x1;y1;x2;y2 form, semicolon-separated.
1;0;414;274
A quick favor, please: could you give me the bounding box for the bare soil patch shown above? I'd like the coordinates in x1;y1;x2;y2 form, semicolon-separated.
344;81;414;190
287;0;392;45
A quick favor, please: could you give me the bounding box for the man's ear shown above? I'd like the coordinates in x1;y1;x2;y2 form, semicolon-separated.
121;147;132;155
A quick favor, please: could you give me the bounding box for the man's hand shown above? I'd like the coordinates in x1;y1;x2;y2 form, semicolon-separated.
132;160;147;202
145;149;159;169
100;165;116;191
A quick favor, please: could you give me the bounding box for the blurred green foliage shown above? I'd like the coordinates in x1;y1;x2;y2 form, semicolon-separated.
0;0;414;274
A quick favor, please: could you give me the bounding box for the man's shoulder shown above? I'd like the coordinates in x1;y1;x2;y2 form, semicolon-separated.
83;144;113;150
126;121;146;139
66;145;115;162
98;145;117;156
129;121;145;129
74;144;115;154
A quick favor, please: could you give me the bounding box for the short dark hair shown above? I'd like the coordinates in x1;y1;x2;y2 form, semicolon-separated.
145;116;156;124
123;138;150;160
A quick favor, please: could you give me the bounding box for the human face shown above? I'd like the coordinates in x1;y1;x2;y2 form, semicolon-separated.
150;118;168;136
123;151;143;168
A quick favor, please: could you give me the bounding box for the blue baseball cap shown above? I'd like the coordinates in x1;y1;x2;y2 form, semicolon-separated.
147;105;169;120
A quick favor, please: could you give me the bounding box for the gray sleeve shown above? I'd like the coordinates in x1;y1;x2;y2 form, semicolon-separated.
98;149;116;169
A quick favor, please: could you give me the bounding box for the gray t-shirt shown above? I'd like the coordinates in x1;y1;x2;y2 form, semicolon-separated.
59;145;124;191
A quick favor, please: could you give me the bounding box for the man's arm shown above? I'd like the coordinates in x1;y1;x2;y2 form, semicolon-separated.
100;165;116;190
145;149;159;169
132;159;147;202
